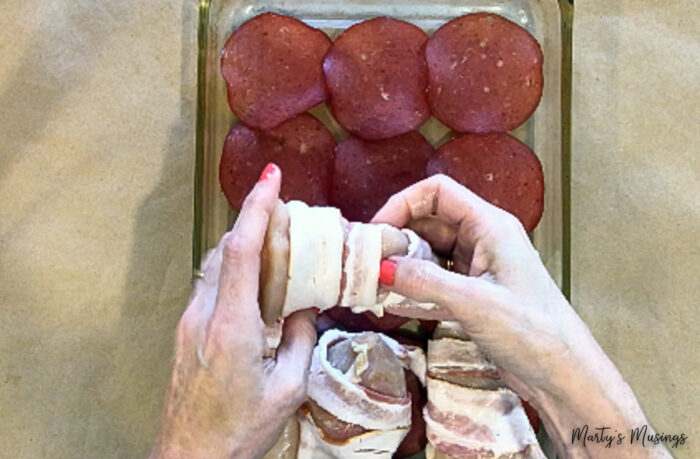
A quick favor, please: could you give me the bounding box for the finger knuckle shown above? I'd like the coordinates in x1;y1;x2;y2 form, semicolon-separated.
408;262;435;293
222;233;251;262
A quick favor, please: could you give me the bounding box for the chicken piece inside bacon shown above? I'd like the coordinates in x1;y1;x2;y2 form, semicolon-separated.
298;330;424;458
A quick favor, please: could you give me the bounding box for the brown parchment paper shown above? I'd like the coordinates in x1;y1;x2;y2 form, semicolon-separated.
572;1;700;458
0;0;698;457
0;0;197;457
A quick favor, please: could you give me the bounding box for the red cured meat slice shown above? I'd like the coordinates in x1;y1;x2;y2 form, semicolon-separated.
219;114;335;210
332;132;434;223
426;13;543;133
324;17;430;140
427;133;544;232
221;13;330;129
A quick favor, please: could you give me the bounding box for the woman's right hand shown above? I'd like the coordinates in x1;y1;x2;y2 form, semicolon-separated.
373;174;580;402
372;174;669;458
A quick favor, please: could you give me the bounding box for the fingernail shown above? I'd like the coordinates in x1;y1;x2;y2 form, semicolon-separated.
258;163;277;182
379;259;397;286
311;307;320;316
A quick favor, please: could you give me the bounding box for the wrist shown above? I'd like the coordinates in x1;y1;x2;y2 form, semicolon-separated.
529;311;667;457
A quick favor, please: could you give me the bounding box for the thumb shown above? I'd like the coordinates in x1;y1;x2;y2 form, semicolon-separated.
386;257;503;322
265;310;317;410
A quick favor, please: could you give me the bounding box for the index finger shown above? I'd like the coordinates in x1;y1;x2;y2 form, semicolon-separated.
205;164;281;366
371;174;490;230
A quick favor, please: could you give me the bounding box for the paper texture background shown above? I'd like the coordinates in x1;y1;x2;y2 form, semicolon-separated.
571;2;699;456
0;1;197;456
0;0;697;457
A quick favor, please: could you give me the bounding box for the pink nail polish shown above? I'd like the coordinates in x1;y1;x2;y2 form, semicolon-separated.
258;163;277;182
379;259;397;286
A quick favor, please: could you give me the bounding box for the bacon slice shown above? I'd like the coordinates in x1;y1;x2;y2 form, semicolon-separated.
340;223;383;314
298;409;409;459
282;201;344;316
425;328;544;458
425;379;544;458
427;338;504;390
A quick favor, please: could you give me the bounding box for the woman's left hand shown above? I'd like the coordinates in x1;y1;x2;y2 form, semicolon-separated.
150;164;317;459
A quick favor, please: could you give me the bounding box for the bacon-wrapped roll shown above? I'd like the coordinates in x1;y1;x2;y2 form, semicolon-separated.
425;328;544;458
297;330;425;458
259;200;449;325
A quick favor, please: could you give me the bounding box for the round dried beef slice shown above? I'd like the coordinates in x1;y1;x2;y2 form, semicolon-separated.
428;133;544;232
219;114;335;210
323;17;430;140
332;132;434;222
221;13;331;129
426;13;543;133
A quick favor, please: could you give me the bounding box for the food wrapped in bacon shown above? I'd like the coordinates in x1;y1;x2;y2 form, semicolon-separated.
425;327;544;458
259;200;449;325
297;330;425;458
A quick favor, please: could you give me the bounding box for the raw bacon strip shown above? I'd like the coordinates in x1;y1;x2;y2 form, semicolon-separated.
424;378;544;458
298;410;409;459
427;338;504;389
282;201;344;316
340;223;383;313
425;329;544;458
377;228;451;320
425;443;542;459
432;321;470;340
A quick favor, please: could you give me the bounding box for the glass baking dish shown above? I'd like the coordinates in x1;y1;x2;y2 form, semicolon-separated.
194;0;572;294
194;0;572;454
